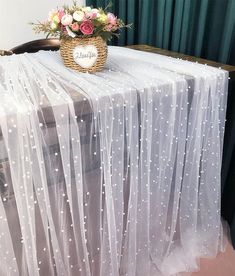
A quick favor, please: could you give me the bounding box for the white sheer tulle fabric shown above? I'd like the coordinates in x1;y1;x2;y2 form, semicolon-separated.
0;47;228;276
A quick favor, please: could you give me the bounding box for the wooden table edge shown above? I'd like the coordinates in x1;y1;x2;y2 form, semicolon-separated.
127;45;235;81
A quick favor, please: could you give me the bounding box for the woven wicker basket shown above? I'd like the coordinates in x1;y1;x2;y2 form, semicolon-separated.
60;36;107;73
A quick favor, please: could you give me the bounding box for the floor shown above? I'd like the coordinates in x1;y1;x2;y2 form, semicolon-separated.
191;242;235;276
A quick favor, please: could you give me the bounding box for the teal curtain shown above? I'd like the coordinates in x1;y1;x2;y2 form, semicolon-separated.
86;0;235;65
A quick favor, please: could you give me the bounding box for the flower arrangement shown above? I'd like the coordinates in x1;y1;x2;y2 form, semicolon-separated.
32;1;130;73
32;1;128;41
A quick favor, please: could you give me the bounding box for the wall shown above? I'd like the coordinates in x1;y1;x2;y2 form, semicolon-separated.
0;0;85;50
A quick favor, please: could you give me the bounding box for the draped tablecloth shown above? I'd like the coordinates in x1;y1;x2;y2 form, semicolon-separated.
0;47;228;276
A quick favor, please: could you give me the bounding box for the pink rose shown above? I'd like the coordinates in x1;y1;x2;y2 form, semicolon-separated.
71;22;79;32
91;12;98;19
80;20;94;35
58;10;65;21
107;13;117;25
85;10;98;19
105;24;113;31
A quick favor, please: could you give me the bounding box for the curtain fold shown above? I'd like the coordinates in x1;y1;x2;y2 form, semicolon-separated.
87;0;235;65
219;0;235;62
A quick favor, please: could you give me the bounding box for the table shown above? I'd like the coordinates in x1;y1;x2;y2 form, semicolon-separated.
127;45;235;250
0;46;228;276
128;45;235;250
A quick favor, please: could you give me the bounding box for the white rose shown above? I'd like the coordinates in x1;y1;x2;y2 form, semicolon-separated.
65;26;76;38
48;9;57;22
61;14;73;26
82;7;92;12
73;11;84;22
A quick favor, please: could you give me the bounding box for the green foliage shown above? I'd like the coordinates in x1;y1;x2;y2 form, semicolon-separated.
31;0;130;42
